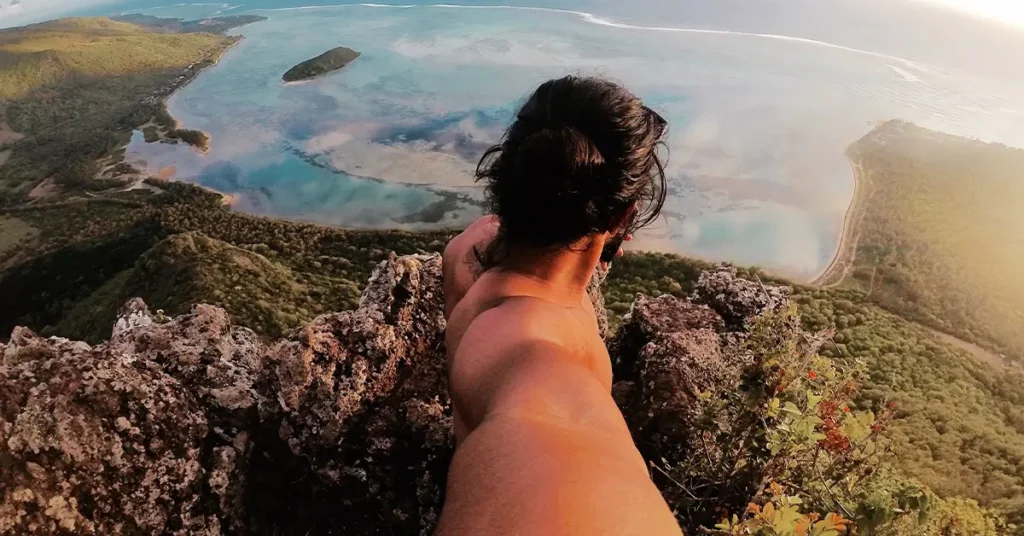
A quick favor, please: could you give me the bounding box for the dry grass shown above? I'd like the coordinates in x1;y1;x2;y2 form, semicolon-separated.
0;215;39;256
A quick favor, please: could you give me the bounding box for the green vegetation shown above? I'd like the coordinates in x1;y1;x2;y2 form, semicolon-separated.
0;215;38;259
0;184;452;342
123;232;313;337
166;128;211;151
0;17;242;199
654;301;919;534
282;46;361;82
0;18;228;101
820;120;1024;363
608;254;1024;532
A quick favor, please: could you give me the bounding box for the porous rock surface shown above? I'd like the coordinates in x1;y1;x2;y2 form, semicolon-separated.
610;268;799;527
1;255;788;535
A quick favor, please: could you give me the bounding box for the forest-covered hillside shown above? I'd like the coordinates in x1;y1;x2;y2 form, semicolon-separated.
0;16;252;199
817;120;1024;363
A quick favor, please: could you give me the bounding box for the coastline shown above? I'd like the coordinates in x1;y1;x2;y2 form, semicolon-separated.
811;148;864;286
124;39;483;228
115;36;241;162
106;36;245;203
154;36;244;150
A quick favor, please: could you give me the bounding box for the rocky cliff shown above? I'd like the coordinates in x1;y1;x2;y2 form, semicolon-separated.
1;253;793;535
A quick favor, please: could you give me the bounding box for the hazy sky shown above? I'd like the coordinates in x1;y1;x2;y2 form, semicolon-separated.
3;0;1024;28
919;0;1024;27
0;0;118;24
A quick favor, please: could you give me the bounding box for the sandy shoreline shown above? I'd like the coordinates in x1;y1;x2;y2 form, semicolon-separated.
158;37;244;147
811;149;863;286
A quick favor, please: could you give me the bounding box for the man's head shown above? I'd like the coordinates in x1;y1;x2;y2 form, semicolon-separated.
475;76;668;267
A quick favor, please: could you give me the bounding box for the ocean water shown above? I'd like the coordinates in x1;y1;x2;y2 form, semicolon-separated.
83;1;1024;279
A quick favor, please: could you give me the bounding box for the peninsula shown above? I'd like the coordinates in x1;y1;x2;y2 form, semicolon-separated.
282;47;361;82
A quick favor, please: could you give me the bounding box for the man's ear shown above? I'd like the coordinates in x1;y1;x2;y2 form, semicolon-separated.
608;203;638;235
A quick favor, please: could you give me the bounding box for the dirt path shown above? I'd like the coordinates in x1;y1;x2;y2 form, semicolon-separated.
28;178;59;199
928;328;1007;369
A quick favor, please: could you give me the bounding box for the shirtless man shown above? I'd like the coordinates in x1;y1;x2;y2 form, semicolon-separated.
436;76;682;536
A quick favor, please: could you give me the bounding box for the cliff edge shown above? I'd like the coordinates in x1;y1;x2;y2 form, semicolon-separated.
1;254;792;534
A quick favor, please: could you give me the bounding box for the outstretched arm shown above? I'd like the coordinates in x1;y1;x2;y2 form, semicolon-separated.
438;312;681;536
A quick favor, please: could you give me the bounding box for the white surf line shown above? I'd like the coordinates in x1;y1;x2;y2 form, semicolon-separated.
118;4;174;13
255;3;413;10
576;12;927;69
249;3;927;69
123;2;234;15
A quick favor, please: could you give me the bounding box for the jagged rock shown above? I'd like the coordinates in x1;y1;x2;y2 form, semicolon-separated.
252;253;452;535
2;252;791;535
1;302;264;534
611;294;747;458
691;267;789;329
108;300;264;534
109;300;264;426
588;266;610;339
112;298;155;338
2;326;92;366
610;269;796;529
0;328;216;534
608;293;724;379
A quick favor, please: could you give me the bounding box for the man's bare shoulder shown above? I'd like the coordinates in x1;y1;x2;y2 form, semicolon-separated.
454;297;589;372
465;296;568;336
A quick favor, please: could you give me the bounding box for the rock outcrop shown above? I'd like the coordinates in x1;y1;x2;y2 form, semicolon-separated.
0;256;794;535
252;253;451;534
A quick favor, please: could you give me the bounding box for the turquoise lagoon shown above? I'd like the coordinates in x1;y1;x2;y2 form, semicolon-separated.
103;1;1024;279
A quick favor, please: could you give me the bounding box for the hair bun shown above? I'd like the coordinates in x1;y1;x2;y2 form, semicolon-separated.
488;127;607;243
513;127;606;197
472;76;668;267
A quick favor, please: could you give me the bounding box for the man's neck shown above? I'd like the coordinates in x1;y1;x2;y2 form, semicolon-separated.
499;238;603;303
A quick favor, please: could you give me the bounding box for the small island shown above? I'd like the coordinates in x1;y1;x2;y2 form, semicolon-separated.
282;47;361;83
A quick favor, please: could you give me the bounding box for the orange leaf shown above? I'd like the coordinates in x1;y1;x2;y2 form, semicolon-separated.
825;512;853;530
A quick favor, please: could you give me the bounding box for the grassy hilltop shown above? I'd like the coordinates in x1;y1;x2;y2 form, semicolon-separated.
1;15;1023;535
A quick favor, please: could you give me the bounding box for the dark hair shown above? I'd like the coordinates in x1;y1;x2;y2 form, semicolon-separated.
474;75;668;269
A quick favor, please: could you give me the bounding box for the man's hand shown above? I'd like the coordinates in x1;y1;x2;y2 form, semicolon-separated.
443;216;500;319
